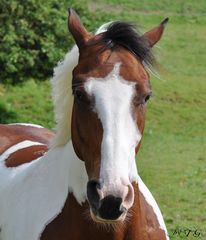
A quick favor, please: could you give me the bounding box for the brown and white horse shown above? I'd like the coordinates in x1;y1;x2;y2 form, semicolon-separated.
0;9;169;240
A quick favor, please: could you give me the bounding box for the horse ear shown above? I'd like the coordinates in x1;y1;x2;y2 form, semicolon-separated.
143;18;169;48
68;8;92;49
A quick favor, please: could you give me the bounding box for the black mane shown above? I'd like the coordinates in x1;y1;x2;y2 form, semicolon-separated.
102;21;155;66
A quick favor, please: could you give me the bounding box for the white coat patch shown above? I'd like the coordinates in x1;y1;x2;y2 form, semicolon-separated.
0;141;87;240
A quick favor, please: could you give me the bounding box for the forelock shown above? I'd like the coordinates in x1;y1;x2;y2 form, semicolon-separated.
100;21;155;68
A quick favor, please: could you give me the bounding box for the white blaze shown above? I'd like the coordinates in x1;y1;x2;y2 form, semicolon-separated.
85;63;141;191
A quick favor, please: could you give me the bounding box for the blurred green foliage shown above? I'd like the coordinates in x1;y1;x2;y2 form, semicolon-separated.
0;0;90;84
1;0;206;85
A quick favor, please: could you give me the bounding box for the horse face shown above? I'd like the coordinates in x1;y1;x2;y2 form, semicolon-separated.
68;9;167;223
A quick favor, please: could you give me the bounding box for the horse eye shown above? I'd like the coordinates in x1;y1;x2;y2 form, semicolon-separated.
74;90;86;101
145;95;150;102
74;89;90;105
144;94;151;103
75;90;84;101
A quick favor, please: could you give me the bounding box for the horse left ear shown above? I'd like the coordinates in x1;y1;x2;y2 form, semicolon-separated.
68;8;92;49
143;18;169;48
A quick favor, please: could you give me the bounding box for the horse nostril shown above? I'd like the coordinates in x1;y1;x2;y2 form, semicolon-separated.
122;183;134;210
87;180;101;210
98;195;123;220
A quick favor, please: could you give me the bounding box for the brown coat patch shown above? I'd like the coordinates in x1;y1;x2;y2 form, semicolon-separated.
0;124;54;166
5;145;48;167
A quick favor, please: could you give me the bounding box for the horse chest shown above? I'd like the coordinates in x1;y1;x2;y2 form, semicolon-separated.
41;187;167;240
40;193;140;240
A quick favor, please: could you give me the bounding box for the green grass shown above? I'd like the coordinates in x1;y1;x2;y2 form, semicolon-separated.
0;1;206;239
0;80;54;128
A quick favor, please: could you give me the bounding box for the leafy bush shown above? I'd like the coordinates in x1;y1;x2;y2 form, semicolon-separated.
0;0;89;84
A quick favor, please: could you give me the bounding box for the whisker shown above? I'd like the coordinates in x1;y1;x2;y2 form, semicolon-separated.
81;207;130;233
72;82;85;88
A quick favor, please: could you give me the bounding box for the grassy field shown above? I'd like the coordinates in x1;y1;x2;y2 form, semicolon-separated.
0;1;205;239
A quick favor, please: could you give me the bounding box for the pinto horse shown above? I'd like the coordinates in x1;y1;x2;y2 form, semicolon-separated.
0;9;169;240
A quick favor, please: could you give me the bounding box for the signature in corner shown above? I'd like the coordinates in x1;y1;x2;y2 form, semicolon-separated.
170;227;202;238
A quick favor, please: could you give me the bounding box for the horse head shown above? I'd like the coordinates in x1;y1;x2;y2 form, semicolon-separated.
68;9;168;223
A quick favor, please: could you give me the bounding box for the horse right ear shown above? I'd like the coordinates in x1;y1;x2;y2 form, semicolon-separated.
143;17;169;47
68;8;92;49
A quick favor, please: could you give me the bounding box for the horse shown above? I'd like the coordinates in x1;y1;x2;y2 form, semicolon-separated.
0;9;169;240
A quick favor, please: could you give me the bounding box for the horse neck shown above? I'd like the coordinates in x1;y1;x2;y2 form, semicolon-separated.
51;141;88;204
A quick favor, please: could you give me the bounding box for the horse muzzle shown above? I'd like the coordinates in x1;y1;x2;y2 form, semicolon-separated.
87;179;134;222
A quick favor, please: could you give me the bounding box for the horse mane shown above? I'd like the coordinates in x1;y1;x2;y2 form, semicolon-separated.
50;45;79;148
51;21;155;148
